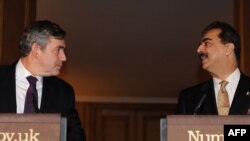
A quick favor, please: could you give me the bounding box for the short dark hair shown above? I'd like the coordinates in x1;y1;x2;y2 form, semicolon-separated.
201;21;241;61
19;20;66;57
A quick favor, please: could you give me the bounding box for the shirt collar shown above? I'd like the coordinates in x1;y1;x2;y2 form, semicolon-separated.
213;68;241;86
16;59;43;82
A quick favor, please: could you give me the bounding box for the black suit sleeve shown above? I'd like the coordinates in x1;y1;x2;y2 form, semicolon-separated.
64;86;86;141
42;76;86;141
175;90;187;114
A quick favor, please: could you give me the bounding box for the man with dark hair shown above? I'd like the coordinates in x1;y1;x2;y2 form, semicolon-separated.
0;20;85;141
176;21;250;115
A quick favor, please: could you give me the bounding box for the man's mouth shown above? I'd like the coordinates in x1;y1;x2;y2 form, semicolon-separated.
198;52;208;61
56;64;63;69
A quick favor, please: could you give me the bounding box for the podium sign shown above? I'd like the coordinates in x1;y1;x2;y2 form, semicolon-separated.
0;114;65;141
167;115;250;141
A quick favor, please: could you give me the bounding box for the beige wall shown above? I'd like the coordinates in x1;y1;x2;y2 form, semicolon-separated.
36;0;234;101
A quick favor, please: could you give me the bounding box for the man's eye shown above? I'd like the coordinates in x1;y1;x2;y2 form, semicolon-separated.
204;41;211;46
57;47;64;52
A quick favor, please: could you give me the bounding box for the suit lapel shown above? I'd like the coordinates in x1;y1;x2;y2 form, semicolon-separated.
1;63;18;112
230;74;250;114
40;77;56;112
197;73;250;115
198;80;218;114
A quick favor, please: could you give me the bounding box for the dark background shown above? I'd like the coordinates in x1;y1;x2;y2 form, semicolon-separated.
36;0;234;101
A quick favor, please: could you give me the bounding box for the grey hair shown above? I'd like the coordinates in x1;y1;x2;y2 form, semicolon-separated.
19;20;66;57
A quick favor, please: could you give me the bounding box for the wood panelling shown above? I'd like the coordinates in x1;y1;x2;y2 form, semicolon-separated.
76;102;176;141
137;111;167;141
96;110;135;141
0;0;36;64
235;0;250;74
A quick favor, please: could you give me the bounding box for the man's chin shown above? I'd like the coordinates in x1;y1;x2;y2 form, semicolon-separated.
201;63;209;70
52;71;60;76
43;71;60;77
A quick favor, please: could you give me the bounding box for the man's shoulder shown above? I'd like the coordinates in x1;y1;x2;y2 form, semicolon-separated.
240;72;250;81
180;79;212;94
44;76;72;87
0;63;16;76
43;76;75;95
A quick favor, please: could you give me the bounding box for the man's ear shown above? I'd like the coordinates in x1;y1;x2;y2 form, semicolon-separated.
226;43;234;56
30;43;40;57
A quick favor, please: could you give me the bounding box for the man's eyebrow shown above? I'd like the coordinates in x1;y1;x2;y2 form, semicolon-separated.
198;38;212;45
58;46;65;49
201;38;211;43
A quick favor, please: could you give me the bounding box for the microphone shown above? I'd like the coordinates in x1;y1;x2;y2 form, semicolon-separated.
32;90;40;113
193;94;207;115
246;89;250;115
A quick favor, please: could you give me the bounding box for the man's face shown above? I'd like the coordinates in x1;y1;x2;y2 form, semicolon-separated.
197;29;229;74
36;37;67;76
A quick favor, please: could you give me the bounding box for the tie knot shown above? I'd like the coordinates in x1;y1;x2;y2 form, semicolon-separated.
26;76;38;86
220;81;228;87
220;80;228;92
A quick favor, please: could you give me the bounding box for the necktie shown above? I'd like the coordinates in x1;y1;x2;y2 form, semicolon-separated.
24;76;39;113
217;81;229;115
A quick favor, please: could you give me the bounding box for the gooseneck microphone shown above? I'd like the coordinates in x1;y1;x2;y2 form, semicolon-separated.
193;94;207;115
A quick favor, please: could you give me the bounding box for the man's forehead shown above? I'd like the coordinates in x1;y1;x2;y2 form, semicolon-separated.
48;36;65;44
202;29;221;40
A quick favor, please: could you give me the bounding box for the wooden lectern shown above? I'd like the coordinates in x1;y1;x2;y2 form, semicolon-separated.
0;114;67;141
161;115;250;141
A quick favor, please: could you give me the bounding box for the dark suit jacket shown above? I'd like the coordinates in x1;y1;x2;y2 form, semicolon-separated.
176;73;250;115
0;62;86;141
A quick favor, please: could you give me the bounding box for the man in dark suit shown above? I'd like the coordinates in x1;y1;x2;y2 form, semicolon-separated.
0;20;85;141
176;21;250;115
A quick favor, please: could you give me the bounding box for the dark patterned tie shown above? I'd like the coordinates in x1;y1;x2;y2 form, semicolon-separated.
24;76;39;113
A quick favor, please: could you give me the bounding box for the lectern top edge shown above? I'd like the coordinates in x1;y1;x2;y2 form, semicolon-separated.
0;113;61;122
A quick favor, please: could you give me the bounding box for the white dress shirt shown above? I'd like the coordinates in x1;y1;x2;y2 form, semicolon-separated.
15;59;43;113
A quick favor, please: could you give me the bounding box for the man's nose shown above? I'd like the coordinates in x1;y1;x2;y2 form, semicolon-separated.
59;51;67;61
197;44;204;54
